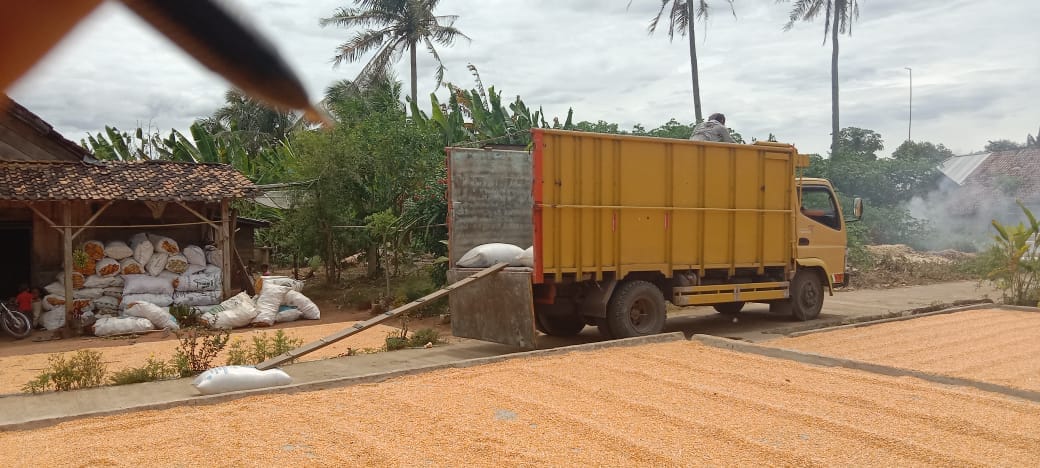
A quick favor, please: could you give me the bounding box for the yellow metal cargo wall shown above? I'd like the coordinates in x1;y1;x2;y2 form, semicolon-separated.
536;129;796;281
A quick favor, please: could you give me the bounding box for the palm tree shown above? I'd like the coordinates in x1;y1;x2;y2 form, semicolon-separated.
320;0;469;106
209;89;296;153
647;0;735;123
780;0;860;155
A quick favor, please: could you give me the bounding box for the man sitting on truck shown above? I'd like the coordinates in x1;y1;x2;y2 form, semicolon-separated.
690;113;735;143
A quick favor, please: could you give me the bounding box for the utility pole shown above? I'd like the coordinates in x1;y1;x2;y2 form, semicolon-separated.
905;67;913;142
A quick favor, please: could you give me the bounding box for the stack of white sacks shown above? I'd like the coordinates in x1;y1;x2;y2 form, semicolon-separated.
39;233;224;332
39;233;322;336
199;277;320;330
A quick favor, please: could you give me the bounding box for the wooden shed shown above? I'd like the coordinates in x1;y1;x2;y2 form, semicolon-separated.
0;159;258;330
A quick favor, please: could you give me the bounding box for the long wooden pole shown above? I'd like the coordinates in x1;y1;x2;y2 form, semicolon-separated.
220;199;232;297
62;201;74;334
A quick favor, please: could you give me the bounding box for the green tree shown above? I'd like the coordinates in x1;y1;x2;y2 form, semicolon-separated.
985;139;1023;152
647;0;736;123
320;0;470;106
207;90;296;153
834;126;883;161
781;0;861;155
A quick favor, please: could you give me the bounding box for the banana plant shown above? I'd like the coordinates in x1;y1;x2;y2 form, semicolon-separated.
988;201;1040;305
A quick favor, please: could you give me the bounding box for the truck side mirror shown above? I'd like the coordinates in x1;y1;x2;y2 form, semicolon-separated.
853;198;864;219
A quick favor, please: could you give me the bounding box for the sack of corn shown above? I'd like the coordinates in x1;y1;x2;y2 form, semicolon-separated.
84;274;123;289
205;246;222;266
165;254;189;274
95;258;121;277
120;258;143;275
83;240;106;261
148;234;180;254
72;249;95;276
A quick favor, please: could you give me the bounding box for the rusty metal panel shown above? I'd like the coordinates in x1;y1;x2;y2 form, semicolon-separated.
448;268;536;350
448;148;533;265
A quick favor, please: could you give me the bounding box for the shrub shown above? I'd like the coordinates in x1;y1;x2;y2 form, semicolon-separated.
408;328;440;347
22;350;108;394
169;304;202;329
384;329;409;351
225;330;304;366
173;326;230;377
109;356;177;386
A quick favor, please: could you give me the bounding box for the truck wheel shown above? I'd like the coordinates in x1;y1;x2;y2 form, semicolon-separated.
604;281;667;338
788;270;824;321
713;302;745;315
535;313;586;336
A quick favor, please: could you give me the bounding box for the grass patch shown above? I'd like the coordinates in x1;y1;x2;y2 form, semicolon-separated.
226;330;304;366
109;356;178;386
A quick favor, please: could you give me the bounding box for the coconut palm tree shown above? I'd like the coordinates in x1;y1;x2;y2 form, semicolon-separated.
780;0;860;155
647;0;735;123
320;0;469;106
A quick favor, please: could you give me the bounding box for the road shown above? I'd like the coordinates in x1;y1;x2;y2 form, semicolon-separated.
538;280;998;347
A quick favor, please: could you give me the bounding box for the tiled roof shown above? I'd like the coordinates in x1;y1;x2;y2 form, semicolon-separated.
963;148;1040;199
0;160;258;202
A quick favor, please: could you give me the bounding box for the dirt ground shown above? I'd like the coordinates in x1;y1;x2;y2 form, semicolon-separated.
0;295;453;395
851;244;978;289
768;308;1040;392
0;340;1036;466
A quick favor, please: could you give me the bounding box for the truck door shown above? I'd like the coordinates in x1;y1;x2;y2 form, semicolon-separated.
797;185;847;285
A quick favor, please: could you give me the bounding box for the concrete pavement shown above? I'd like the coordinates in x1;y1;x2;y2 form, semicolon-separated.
0;280;997;430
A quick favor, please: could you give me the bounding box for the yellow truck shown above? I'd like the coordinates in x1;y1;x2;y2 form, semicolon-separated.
447;128;861;349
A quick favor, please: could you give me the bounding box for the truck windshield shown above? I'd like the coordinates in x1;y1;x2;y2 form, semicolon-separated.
801;186;841;230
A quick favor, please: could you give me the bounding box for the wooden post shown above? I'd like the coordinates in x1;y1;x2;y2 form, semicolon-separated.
62;201;74;333
220;199;232;298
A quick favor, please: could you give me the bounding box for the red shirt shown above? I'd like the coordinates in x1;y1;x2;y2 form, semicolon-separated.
15;291;32;312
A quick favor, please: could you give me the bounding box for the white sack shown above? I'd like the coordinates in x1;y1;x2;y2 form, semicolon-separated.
41;306;65;330
516;246;534;268
42;294;64;311
125;301;179;330
84;274;124;289
209;292;257;329
123;274;175;295
73;288;103;300
44;281;64;296
260;276;304;292
146;252;169;276
173;290;222;307
192;366;292;395
184;264;206;276
205;246;223;266
456;243;526;268
157;271;180;289
183;245;206;267
253;284;290;327
166;254;189;274
119;258;144;275
122;293;174;308
130;232;154;266
93;316;153;336
175;272;221;292
284;290;320;320
275;308;303;323
95;258;121;277
92;295;121;311
148;233;180;254
104;240;133;260
204;264;221;275
102;287;123;298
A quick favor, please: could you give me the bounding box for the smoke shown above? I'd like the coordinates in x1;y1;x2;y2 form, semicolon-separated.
905;178;1031;252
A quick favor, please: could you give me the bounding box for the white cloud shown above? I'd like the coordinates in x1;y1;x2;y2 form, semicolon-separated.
8;0;1040;156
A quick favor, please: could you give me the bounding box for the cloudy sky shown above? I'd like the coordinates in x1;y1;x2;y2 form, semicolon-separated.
9;0;1040;156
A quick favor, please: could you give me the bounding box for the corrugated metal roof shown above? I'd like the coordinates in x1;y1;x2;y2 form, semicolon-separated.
939;152;991;185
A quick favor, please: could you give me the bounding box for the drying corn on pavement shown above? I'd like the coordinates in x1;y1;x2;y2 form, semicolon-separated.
769;308;1040;392
1;340;1038;466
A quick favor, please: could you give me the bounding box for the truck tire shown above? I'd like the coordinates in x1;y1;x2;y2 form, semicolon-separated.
713;302;745;315
603;280;667;338
787;270;825;321
535;313;586;337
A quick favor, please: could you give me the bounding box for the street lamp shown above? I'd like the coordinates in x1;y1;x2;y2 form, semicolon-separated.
905;67;913;142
